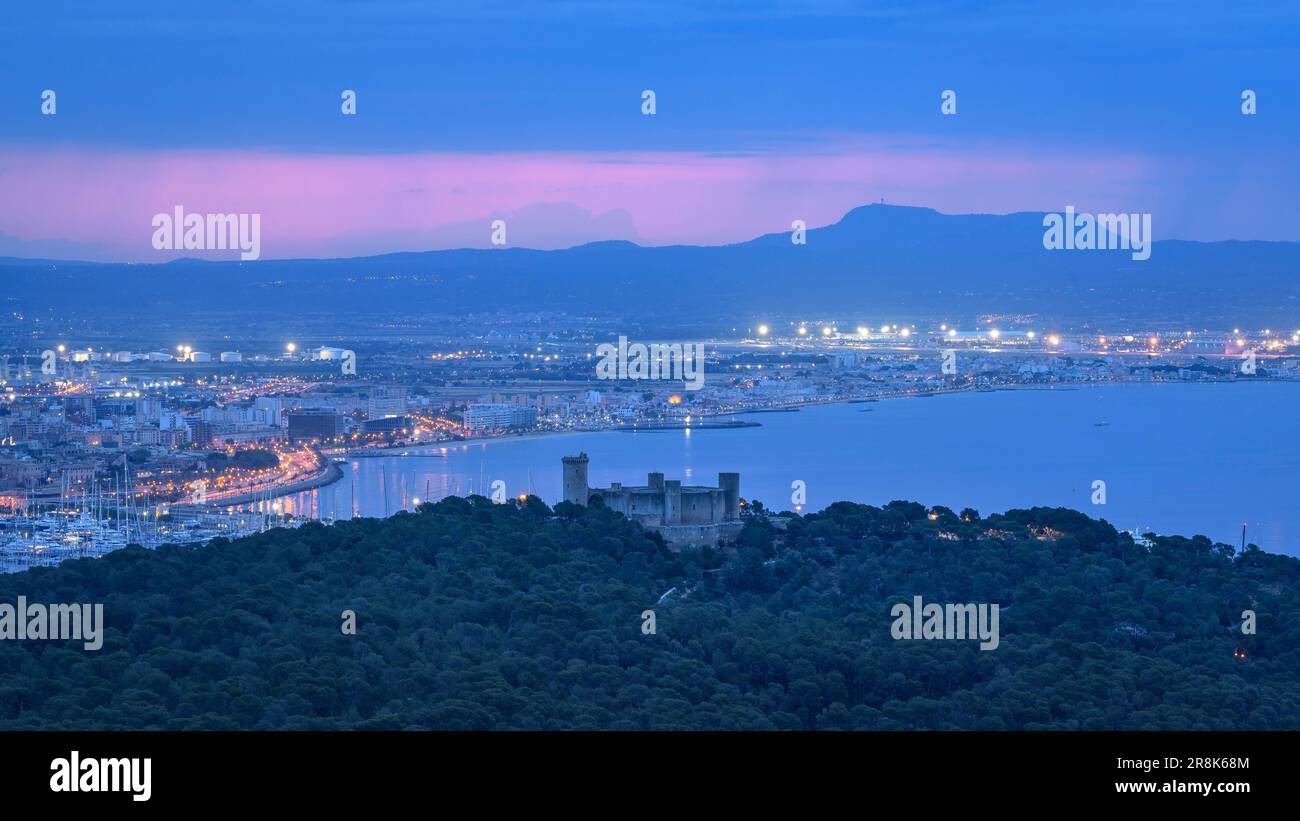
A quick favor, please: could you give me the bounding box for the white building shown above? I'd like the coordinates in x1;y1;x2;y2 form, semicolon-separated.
255;397;284;427
368;388;407;420
463;403;537;434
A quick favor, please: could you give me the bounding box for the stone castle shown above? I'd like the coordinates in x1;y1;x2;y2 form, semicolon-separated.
562;453;744;547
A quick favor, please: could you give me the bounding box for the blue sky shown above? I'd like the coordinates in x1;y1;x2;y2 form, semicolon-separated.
1;1;1297;258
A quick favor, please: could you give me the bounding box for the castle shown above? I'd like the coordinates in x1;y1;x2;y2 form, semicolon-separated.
562;453;744;547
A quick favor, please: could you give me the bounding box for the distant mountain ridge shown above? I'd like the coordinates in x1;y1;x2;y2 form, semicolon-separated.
2;205;1296;327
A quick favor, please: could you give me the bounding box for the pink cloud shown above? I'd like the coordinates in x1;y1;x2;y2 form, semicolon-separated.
0;139;1156;261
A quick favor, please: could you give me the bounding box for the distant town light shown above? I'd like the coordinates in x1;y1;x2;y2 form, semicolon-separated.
899;328;911;338
286;342;297;353
821;326;832;337
797;326;807;336
757;324;769;336
879;324;889;333
947;329;957;337
1048;335;1060;346
856;326;869;336
989;329;1001;340
1026;331;1036;339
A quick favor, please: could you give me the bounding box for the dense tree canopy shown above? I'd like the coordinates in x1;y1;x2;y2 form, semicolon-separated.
0;495;1295;729
205;449;280;471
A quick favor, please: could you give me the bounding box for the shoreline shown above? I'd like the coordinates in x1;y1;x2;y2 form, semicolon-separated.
202;454;343;508
267;378;1290;501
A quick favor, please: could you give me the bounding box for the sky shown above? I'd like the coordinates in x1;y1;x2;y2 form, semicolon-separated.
0;1;1297;261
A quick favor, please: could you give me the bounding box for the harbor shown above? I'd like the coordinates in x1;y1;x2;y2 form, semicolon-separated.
0;477;313;574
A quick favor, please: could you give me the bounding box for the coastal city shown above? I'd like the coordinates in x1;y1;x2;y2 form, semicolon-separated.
4;0;1300;773
2;314;1297;572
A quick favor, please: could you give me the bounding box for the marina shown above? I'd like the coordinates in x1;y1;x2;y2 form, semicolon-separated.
0;475;312;574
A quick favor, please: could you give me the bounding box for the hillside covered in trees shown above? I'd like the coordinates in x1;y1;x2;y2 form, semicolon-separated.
0;496;1296;729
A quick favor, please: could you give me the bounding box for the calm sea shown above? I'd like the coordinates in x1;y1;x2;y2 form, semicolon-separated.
280;382;1300;556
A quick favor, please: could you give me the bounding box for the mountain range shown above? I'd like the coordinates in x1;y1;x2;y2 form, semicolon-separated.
3;204;1296;328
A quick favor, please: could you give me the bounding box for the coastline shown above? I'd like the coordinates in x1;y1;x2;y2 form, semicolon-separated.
204;454;343;507
266;377;1287;501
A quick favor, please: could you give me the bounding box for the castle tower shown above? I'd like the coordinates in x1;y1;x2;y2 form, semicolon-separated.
718;472;740;520
562;453;590;506
664;479;682;525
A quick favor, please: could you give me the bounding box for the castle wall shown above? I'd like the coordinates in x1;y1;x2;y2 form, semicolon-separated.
568;455;739;543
